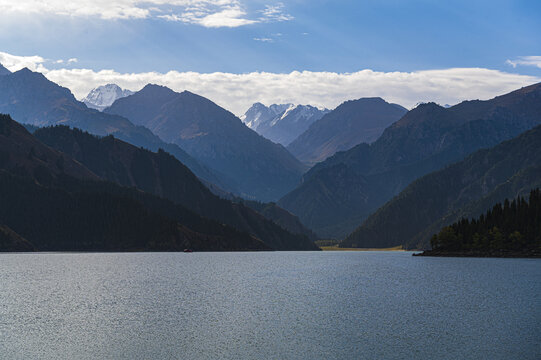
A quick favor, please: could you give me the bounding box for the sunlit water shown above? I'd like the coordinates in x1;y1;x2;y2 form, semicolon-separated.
0;251;539;359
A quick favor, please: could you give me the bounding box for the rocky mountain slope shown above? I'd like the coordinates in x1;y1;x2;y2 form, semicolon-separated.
0;67;231;192
83;84;134;111
106;85;306;201
342;125;541;249
241;102;329;146
286;97;407;165
279;83;541;238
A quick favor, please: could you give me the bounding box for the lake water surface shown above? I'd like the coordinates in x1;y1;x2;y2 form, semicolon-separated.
0;251;539;359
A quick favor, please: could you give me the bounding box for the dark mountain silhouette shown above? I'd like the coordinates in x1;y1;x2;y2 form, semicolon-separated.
0;225;35;252
0;114;98;182
33;125;319;250
279;83;541;239
0;170;270;252
0;113;270;251
286;98;407;165
241;200;318;241
342;125;541;249
105;84;306;201
0;68;233;192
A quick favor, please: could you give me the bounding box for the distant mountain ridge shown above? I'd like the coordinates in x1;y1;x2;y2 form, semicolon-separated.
279;83;541;239
286;97;407;165
106;84;306;201
241;102;329;146
83;84;134;111
342;124;541;250
241;103;291;130
0;67;233;193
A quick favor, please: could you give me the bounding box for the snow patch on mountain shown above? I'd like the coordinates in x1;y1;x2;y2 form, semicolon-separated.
83;84;134;111
242;103;329;146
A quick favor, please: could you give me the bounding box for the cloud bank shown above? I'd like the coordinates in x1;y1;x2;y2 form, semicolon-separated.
1;52;539;116
0;0;293;28
506;56;541;69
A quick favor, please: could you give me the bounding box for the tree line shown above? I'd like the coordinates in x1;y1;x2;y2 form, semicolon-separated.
431;189;541;252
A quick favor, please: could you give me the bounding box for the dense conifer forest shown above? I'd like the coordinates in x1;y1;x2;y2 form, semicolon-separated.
420;189;541;257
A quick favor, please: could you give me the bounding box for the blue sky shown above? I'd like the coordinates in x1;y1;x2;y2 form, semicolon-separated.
0;0;540;114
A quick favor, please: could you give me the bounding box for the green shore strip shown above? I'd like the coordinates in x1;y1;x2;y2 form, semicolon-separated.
319;245;405;251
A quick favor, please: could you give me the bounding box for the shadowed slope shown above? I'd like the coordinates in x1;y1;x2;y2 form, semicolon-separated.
106;85;306;201
279;83;541;238
34;125;319;250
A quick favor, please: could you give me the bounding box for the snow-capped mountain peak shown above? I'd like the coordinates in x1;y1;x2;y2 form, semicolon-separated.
83;84;134;111
242;102;329;146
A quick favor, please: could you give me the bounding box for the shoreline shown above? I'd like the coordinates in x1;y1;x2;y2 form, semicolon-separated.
413;250;541;258
320;245;405;251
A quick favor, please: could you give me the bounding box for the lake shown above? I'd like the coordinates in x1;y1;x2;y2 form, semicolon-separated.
0;251;539;359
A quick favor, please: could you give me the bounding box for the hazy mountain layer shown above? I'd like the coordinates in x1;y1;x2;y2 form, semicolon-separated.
279;83;541;239
0;114;268;251
342;125;541;249
0;68;233;192
34;125;319;250
106;84;306;201
286;98;407;165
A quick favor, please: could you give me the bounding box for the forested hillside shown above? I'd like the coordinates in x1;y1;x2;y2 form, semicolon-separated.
342;125;541;250
420;189;541;257
280;83;541;238
34;125;319;250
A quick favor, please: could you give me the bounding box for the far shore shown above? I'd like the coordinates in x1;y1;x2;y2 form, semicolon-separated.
319;245;406;251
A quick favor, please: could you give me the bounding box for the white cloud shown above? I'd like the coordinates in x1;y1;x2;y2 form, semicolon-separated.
180;4;257;28
253;32;283;43
157;14;183;21
1;52;539;116
254;37;274;42
0;52;47;72
0;0;293;27
0;0;151;19
506;56;541;69
259;3;293;22
0;52;79;70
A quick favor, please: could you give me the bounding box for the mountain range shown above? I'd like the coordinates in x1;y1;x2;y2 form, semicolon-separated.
0;67;230;192
0;114;268;251
83;84;134;111
286;97;407;165
33;124;318;250
1;61;540;253
279;83;541;239
105;85;306;201
0;113;318;251
343;124;541;249
241;103;329;146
